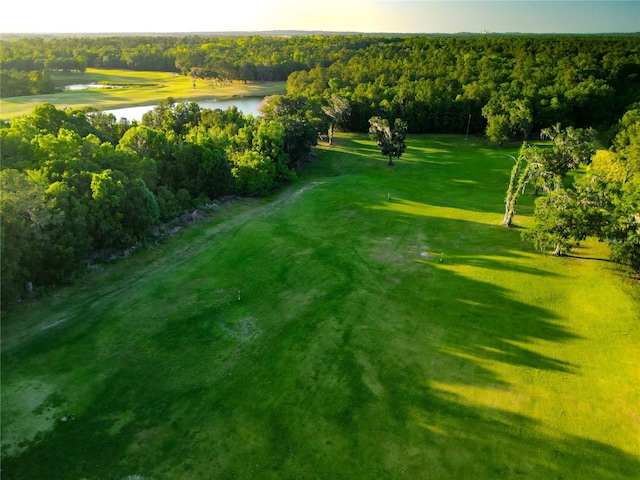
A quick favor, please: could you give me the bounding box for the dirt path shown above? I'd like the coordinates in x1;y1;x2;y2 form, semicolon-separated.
1;182;322;348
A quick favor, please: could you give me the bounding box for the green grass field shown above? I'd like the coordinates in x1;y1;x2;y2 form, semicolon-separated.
1;134;639;479
0;68;286;119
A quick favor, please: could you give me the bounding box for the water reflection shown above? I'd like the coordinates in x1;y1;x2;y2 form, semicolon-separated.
104;97;265;121
64;84;122;91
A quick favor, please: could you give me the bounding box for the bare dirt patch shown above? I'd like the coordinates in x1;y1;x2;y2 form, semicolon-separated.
1;379;60;457
369;232;436;267
223;316;260;343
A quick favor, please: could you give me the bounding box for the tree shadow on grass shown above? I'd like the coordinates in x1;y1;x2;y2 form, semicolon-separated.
394;383;640;479
327;134;381;160
378;242;579;386
331;134;522;215
419;250;559;277
339;199;638;478
2;180;637;479
237;237;637;479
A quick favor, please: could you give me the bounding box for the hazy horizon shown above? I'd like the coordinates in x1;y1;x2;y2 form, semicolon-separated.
1;1;638;35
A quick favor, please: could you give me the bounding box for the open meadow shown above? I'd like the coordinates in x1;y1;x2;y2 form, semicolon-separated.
1;134;638;479
0;68;286;119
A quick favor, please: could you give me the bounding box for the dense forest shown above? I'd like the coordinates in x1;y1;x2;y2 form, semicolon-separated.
1;34;639;306
0;35;377;97
2;34;639;135
0;98;324;305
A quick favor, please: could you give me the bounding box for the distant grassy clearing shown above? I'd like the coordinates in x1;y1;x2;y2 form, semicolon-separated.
0;68;286;118
1;134;638;479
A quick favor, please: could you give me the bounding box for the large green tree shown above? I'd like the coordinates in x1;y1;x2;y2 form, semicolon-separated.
0;170;56;304
262;95;324;169
89;169;129;249
503;126;597;227
539;124;597;177
230;150;277;196
368;117;408;166
38;181;94;285
589;109;640;272
523;188;587;256
605;180;640;272
523;110;639;271
482;93;533;146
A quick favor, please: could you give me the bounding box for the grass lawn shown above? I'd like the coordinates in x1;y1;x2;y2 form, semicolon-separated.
1;134;638;479
0;68;286;119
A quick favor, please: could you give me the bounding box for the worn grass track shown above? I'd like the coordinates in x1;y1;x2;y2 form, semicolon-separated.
1;134;638;479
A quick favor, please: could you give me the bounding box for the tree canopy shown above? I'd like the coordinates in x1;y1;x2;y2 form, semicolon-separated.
369;117;408;166
2;33;639;305
3;34;639;140
0;99;320;306
521;109;640;270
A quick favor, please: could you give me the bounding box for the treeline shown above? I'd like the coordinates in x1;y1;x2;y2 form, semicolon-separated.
0;98;324;306
0;35;380;96
0;69;56;97
3;35;639;136
2;33;639;304
286;35;640;136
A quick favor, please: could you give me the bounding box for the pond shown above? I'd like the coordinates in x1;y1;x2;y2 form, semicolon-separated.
64;83;123;91
104;97;265;121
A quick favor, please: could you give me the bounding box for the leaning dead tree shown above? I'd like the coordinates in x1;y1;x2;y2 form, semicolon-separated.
322;93;350;146
502;126;596;227
502;143;541;227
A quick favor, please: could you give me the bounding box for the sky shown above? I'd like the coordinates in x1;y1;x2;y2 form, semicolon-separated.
0;0;638;34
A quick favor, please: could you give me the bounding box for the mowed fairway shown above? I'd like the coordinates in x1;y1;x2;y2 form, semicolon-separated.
1;134;638;479
0;68;286;119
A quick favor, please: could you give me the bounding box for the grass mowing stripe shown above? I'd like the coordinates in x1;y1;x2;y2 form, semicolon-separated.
1;134;638;479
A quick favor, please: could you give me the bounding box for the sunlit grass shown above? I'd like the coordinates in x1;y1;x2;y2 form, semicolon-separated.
0;68;286;118
370;198;500;225
1;134;638;479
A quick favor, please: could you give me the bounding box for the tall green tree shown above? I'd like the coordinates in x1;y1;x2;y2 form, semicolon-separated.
122;178;160;243
522;114;637;269
482;93;533;146
485;114;511;148
262;95;324;169
587;109;640;272
368;116;408;166
604;180;640;272
90;169;128;249
230;150;277;196
38;181;94;284
539;124;597;177
523;188;588;256
0;169;56;304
